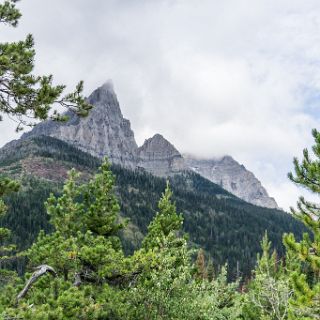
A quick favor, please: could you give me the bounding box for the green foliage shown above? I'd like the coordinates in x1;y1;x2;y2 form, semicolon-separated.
0;0;92;130
125;185;242;319
0;0;91;287
242;232;296;320
0;162;244;319
0;176;19;215
0;135;306;279
29;159;125;280
2;159;128;319
0;1;21;27
0;174;19;274
142;182;183;250
283;129;320;319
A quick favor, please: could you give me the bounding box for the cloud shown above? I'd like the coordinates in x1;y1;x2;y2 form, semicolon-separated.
1;0;320;209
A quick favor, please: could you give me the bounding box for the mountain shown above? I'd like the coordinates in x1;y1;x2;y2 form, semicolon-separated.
0;135;305;280
137;134;186;176
16;81;279;208
22;81;138;168
185;155;278;209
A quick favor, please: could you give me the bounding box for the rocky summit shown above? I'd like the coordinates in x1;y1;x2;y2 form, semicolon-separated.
10;81;278;208
184;155;278;209
22;81;138;168
21;81;185;175
137;134;186;176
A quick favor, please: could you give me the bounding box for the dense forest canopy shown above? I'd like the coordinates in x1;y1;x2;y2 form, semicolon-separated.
0;135;306;280
1;1;320;319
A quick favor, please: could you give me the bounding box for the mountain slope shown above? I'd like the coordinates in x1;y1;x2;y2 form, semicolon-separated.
137;134;186;176
185;155;278;209
0;135;305;279
18;81;277;208
22;81;138;168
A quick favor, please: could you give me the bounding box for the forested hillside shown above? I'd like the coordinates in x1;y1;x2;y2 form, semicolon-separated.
0;135;305;279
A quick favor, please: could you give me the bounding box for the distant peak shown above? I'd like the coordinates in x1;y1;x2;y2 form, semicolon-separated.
220;155;237;164
139;133;181;155
151;133;165;140
88;80;118;105
100;80;115;92
144;133;171;146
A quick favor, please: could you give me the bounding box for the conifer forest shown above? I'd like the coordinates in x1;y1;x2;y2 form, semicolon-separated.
1;1;320;319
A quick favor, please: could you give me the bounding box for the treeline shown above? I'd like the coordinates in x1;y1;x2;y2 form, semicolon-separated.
0;135;306;279
0;150;319;319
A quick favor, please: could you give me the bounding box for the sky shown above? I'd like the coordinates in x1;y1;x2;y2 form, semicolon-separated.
1;0;320;210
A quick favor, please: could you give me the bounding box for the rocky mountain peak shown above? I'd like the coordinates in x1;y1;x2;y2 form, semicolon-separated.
139;134;180;154
87;81;119;108
137;134;186;176
15;81;278;208
22;80;138;167
220;155;236;165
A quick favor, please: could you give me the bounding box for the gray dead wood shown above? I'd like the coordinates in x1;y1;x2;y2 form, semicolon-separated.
17;265;57;301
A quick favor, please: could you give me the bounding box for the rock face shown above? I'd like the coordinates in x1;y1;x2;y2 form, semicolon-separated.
184;155;278;209
137;134;186;176
16;80;278;208
21;82;184;175
23;82;138;168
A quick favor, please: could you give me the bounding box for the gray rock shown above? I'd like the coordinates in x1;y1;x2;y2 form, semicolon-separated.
23;81;138;168
184;155;279;209
17;81;278;208
137;134;186;176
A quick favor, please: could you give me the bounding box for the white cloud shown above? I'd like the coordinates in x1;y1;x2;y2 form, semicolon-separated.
1;0;320;209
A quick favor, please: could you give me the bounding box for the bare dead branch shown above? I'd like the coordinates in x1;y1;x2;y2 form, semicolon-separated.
17;265;57;301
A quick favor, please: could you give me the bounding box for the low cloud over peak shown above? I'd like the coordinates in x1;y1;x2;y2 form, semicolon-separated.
1;0;320;209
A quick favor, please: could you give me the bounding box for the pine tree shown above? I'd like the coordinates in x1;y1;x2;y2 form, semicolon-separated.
0;176;19;215
127;183;241;320
243;232;293;320
142;181;183;251
2;159;127;319
283;128;320;319
0;0;92;130
0;1;92;287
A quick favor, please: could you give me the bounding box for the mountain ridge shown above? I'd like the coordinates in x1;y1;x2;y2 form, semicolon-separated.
184;154;278;209
0;134;304;279
8;81;278;208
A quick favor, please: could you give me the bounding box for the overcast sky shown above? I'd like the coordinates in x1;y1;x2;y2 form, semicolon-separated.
1;0;320;210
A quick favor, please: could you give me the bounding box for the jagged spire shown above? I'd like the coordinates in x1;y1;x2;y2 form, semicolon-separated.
87;80;118;106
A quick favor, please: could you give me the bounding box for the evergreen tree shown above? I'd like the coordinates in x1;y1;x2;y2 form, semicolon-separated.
0;175;20;285
142;181;183;251
283;128;320;319
207;257;215;282
1;159;127;319
0;176;19;215
243;232;295;320
0;0;92;286
0;0;91;130
126;183;241;319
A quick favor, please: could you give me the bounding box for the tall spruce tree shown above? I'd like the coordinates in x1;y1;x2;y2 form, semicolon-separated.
142;181;183;251
283;128;320;319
